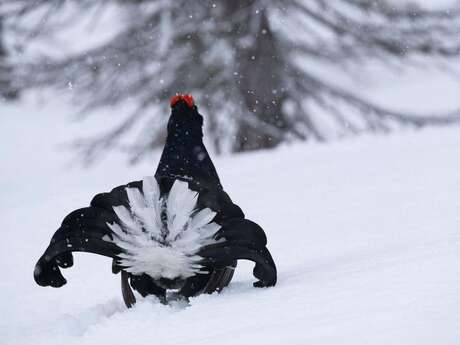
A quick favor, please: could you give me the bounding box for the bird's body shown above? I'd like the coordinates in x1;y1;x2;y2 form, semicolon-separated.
34;95;277;307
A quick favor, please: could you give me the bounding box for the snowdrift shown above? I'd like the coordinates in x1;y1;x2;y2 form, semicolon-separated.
1;97;460;345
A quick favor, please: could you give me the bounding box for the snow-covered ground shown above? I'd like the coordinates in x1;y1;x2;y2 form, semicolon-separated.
1;90;460;345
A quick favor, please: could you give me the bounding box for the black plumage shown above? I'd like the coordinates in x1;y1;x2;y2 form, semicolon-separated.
34;95;277;307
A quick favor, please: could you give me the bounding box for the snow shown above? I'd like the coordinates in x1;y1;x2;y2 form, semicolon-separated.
1;90;460;344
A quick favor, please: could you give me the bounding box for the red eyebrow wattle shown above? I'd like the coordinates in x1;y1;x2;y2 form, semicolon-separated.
170;94;194;108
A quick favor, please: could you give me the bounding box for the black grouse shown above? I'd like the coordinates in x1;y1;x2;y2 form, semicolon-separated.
34;95;277;307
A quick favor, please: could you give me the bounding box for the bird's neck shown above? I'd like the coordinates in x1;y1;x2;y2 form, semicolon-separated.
155;118;221;191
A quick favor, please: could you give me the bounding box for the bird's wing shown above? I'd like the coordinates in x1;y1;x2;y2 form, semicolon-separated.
33;181;142;288
198;218;277;288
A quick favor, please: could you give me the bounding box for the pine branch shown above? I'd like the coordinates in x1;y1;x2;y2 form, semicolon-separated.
4;0;460;162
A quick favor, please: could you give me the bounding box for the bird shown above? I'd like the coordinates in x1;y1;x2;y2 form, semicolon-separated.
34;94;277;307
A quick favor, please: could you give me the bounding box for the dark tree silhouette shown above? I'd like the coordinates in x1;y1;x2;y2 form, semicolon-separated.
0;16;18;100
3;0;460;163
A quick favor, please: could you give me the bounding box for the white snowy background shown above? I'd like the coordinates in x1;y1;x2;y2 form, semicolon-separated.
2;1;460;345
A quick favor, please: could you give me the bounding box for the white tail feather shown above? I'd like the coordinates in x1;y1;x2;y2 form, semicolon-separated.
166;180;198;242
106;178;221;280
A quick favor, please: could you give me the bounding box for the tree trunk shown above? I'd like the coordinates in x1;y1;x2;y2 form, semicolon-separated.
0;17;18;100
224;1;288;151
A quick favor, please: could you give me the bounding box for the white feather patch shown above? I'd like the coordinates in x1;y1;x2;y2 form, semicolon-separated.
106;178;221;280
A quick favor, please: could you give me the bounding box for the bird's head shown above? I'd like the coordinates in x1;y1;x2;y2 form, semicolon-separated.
167;94;203;139
156;94;222;190
170;94;195;109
